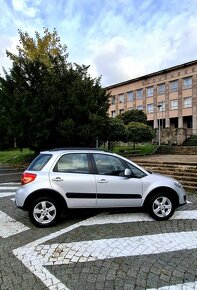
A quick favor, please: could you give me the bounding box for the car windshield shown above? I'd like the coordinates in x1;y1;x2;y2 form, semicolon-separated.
27;154;52;171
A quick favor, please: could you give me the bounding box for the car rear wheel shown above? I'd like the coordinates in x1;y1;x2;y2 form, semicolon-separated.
148;193;175;221
29;197;60;227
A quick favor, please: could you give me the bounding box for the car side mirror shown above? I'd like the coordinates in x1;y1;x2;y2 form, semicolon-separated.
124;168;132;177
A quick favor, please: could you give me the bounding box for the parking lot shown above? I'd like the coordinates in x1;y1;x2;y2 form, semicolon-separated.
0;180;197;290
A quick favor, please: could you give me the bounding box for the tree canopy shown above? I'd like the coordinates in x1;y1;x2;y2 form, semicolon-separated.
117;109;147;125
0;28;110;151
126;122;155;148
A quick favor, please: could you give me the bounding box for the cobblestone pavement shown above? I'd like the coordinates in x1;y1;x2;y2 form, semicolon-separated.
0;182;197;290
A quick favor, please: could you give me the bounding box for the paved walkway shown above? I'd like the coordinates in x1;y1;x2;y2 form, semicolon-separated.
131;154;197;164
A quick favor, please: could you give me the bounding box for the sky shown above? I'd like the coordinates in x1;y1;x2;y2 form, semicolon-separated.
1;0;197;87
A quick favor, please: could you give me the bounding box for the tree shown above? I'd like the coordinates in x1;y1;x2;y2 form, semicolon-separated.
102;118;127;149
117;109;147;125
0;28;110;151
126;122;155;149
6;28;68;68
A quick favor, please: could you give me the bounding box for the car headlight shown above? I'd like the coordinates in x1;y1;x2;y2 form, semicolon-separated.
174;180;183;189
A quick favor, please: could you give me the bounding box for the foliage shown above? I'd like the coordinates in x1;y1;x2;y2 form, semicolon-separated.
6;28;68;68
0;28;110;151
0;148;35;166
111;144;157;155
107;118;127;141
117;109;147;125
102;118;127;149
126;122;155;148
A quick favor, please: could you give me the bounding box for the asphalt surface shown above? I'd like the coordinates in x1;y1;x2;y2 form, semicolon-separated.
0;165;23;183
0;158;197;290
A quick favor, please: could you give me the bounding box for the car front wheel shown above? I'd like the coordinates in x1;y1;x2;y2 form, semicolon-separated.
29;197;60;227
148;193;175;221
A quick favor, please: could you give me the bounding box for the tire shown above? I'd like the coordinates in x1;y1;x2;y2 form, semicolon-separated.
29;196;61;227
148;193;175;221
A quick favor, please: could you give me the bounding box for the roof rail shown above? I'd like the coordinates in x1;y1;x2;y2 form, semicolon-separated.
50;147;104;151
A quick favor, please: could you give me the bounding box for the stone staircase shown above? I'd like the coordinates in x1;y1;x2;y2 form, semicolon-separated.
132;159;197;192
182;135;197;146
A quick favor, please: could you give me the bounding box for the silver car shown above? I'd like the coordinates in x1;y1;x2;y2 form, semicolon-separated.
15;148;186;227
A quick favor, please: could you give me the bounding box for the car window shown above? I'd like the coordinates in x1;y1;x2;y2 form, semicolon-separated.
28;154;52;171
126;162;146;178
53;153;89;174
93;154;125;176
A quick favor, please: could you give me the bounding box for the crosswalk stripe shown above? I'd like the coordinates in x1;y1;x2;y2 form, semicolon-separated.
0;192;16;197
0;210;29;238
0;182;19;197
0;186;19;190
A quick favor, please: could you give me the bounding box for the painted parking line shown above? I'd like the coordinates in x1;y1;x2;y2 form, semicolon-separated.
0;210;29;238
13;210;197;290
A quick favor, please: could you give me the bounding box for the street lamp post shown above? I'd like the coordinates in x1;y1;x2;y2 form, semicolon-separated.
157;104;162;145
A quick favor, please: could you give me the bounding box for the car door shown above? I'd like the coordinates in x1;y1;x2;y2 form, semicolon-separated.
49;153;97;208
92;153;143;208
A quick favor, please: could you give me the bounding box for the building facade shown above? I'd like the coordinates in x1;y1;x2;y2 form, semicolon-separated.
107;60;197;136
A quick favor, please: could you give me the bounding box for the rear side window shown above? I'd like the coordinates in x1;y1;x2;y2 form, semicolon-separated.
28;154;52;171
53;153;89;174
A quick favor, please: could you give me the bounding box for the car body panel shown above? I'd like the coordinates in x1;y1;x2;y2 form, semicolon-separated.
49;171;97;208
95;174;143;207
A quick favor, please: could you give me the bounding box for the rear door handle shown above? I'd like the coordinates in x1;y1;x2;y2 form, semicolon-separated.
52;177;64;182
97;179;108;183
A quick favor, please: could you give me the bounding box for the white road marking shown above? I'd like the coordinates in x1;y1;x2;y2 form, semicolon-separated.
13;210;197;290
148;281;197;290
23;231;197;265
0;182;19;197
0;192;15;197
0;186;19;190
0;210;29;238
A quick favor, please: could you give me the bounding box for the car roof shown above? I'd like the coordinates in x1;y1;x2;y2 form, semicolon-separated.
41;148;108;154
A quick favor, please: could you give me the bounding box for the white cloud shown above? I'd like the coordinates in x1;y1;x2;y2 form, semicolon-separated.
1;0;197;86
12;0;39;17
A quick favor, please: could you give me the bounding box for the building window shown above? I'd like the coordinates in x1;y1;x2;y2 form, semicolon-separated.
158;83;165;95
183;77;192;89
146;86;153;97
119;94;124;103
111;96;115;105
158;101;165;111
183;96;192;108
136;89;143;99
127;91;134;102
111;110;116;118
119;109;124;114
137;105;143;110
170;99;178;110
170;80;178;92
147;103;153;113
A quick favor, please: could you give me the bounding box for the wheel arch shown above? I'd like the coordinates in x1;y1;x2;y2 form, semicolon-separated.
143;186;179;210
24;189;68;211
